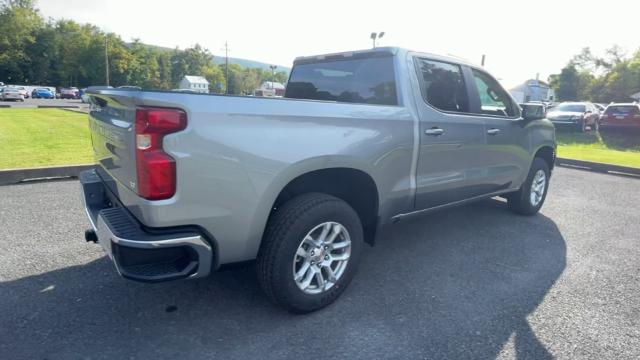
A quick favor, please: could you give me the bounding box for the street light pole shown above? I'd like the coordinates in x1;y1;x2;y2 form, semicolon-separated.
370;32;385;48
269;65;277;86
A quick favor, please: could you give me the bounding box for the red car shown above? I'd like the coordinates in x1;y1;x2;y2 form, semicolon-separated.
600;103;640;129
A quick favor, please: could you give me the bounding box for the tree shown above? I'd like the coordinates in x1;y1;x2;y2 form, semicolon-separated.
170;44;212;87
0;1;288;91
554;65;579;101
0;0;43;83
202;65;225;93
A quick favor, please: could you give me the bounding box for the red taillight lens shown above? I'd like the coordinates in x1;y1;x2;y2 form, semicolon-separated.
135;107;187;200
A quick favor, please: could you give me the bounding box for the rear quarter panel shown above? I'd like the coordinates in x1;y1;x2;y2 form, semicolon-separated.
104;92;416;265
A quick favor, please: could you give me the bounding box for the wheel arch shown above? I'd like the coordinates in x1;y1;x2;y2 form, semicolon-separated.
533;145;556;172
269;167;380;246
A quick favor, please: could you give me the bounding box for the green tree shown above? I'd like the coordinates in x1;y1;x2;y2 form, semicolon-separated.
0;0;43;83
555;65;580;101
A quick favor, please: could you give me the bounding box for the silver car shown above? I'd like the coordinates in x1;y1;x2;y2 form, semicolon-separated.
1;87;25;101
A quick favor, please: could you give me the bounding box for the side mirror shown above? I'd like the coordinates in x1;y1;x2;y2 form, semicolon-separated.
521;103;546;121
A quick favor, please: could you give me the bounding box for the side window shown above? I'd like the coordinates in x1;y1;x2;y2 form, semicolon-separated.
471;69;518;117
416;58;469;113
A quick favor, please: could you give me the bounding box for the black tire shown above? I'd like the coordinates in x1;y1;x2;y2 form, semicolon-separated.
257;193;363;313
577;120;586;132
507;157;550;215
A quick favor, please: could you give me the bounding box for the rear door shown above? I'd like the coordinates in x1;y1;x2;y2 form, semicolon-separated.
412;57;490;210
467;68;529;191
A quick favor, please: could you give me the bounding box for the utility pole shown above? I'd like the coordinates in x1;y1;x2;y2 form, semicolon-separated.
222;42;230;94
481;54;486;67
105;36;110;86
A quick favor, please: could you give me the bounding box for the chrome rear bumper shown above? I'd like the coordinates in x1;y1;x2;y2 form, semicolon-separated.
80;169;213;282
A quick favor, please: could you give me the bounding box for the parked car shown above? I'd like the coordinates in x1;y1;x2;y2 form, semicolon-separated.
546;102;600;132
31;88;55;99
16;86;30;99
599;103;640;129
60;87;80;99
594;103;607;112
80;47;556;313
1;87;25;101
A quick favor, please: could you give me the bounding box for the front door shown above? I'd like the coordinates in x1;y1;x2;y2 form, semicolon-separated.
467;68;529;192
412;57;490;210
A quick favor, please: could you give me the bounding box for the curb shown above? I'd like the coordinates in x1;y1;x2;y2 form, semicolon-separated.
37;105;80;109
0;164;94;186
556;158;640;178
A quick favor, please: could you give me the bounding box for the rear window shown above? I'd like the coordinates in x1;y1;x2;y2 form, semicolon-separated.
285;56;397;105
605;105;639;115
556;104;586;112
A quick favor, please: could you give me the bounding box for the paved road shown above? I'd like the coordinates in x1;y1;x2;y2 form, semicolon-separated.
1;168;639;359
1;98;88;108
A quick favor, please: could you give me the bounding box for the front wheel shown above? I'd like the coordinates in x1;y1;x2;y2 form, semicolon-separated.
507;158;550;215
257;193;363;313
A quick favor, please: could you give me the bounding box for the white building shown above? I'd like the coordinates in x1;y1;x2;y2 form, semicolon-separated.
179;76;209;93
509;79;555;103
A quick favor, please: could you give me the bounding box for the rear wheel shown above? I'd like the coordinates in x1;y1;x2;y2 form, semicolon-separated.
257;193;363;313
507;157;550;215
577;120;587;132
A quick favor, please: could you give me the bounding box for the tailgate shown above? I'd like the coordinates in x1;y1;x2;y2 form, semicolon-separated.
88;94;138;194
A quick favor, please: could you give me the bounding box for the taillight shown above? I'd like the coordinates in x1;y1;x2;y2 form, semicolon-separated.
135;107;187;200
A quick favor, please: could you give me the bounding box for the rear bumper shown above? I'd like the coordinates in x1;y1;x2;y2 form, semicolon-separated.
80;169;214;282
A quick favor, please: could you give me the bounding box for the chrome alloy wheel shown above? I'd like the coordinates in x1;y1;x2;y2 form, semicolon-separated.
292;222;351;295
530;169;546;207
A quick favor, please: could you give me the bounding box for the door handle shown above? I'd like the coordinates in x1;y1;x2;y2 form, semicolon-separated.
425;128;444;136
487;128;500;136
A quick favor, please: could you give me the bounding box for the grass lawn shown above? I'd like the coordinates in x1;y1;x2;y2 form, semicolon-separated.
556;130;640;168
0;109;93;169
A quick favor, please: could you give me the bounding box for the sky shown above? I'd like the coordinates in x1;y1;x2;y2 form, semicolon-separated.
37;0;639;88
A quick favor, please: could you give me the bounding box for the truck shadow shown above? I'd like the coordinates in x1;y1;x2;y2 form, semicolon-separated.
1;198;565;359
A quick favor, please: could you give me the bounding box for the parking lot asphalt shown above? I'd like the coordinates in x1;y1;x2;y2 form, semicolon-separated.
1;167;639;359
1;98;88;108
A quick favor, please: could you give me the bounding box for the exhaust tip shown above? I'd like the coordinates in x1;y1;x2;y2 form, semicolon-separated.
85;229;98;243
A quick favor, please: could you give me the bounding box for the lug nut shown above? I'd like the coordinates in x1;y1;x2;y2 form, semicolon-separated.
311;251;315;256
310;261;315;265
324;255;330;260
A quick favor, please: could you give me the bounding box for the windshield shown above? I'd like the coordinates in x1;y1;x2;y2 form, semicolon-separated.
605;105;639;115
555;104;586;112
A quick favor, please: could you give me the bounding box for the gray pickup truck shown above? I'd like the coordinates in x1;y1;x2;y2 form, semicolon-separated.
81;47;555;313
